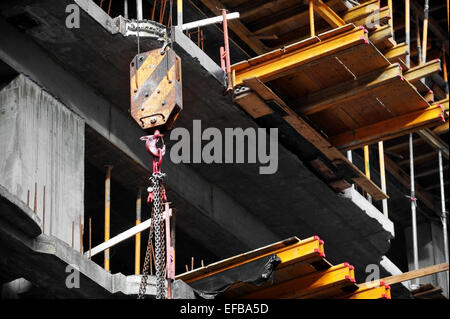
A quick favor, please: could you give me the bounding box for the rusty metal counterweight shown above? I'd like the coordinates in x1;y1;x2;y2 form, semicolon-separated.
130;48;183;131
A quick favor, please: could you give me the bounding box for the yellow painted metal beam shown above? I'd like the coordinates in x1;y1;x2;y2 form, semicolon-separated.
384;42;408;62
352;6;391;30
313;0;346;28
330;99;449;150
404;59;442;83
176;236;324;284
242;263;355;299
337;284;391;299
433;122;449;134
369;25;393;44
341;0;379;23
232;27;367;86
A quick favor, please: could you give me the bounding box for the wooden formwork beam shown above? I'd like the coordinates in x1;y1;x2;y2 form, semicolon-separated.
351;6;391;30
235;78;388;200
329;99;449;150
417;129;449;159
295;63;402;115
433;122;449;134
360;263;449;289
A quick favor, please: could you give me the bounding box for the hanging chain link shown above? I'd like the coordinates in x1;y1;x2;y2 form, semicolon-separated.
152;171;167;299
137;171;166;299
137;207;155;299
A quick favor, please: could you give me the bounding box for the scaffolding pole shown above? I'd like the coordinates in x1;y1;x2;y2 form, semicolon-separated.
124;0;129;19
421;0;429;65
405;0;411;67
309;0;315;37
135;187;142;275
177;0;182;27
104;165;113;272
378;141;388;217
438;149;449;294
409;133;419;288
136;0;143;20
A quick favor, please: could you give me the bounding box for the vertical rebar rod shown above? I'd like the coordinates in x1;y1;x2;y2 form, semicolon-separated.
72;221;75;248
177;0;182;27
222;9;232;91
378;141;388;217
79;215;83;254
33;182;37;214
421;0;429;64
43;186;46;234
409;133;419;287
104;165;113;271
438;149;449;293
135;188;142;275
405;0;411;67
136;0;143;20
309;0;315;37
124;0;128;19
89;218;92;259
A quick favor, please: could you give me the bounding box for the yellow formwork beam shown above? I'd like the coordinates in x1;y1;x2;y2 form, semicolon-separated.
232;27;367;86
330;99;449;150
369;25;393;44
404;59;442;82
313;0;346;28
384;42;408;61
352;6;391;30
337;284;391;299
433;122;449;134
177;236;325;284
342;0;379;23
242;263;355;299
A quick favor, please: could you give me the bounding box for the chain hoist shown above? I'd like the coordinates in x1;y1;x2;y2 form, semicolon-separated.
138;130;169;299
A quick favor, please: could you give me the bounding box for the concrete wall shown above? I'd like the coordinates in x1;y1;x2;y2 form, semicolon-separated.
0;74;84;249
405;221;448;297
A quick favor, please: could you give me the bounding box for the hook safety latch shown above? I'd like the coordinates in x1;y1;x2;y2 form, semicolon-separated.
140;130;166;173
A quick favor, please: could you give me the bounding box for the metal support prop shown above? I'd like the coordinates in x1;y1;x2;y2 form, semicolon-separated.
309;0;315;37
405;0;411;68
177;0;182;27
378;141;388;217
136;0;143;20
135;188;142;275
422;0;429;65
387;0;394;40
104;165;113;271
124;0;129;19
438;149;449;293
416;15;422;65
220;9;233;91
364;145;372;203
409;133;420;288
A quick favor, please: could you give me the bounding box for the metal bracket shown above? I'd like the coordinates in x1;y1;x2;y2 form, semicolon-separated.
116;16;167;40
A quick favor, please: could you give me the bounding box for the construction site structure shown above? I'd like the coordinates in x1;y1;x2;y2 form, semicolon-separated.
0;0;449;300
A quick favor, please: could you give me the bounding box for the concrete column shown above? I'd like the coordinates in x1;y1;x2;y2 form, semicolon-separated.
0;75;85;249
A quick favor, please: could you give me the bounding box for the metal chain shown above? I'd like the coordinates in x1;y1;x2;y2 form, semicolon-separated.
152;172;166;299
137;207;155;299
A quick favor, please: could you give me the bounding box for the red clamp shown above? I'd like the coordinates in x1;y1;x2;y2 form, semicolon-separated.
438;104;446;123
140;130;166;173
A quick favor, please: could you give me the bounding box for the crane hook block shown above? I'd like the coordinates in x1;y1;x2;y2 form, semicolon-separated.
130;48;182;131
